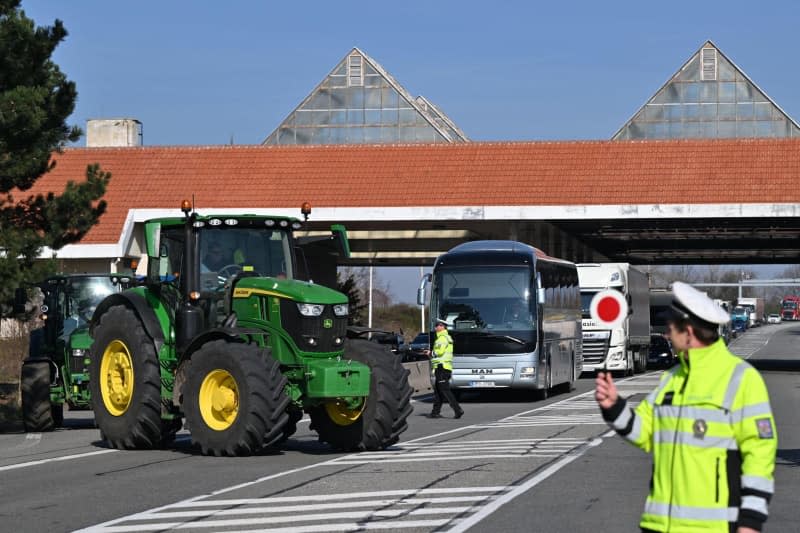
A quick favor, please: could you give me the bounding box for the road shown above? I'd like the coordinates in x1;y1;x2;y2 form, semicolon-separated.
1;323;797;533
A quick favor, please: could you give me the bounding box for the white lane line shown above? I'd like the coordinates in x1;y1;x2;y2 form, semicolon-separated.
176;486;512;507
0;449;117;472
94;507;473;532
446;431;614;532
141;496;498;519
332;454;562;465
222;519;461;533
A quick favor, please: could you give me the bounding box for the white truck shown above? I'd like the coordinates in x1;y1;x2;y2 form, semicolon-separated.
736;297;765;328
577;263;650;375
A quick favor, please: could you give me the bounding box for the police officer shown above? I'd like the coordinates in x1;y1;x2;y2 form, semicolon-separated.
428;319;464;419
595;282;776;532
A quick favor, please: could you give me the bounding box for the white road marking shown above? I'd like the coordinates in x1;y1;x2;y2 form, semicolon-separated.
0;449;117;472
446;433;611;532
78;373;661;533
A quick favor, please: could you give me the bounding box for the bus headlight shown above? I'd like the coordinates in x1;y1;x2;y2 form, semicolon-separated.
520;366;536;378
333;304;349;316
297;303;324;316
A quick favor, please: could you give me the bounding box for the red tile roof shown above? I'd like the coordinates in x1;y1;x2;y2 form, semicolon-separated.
19;139;800;245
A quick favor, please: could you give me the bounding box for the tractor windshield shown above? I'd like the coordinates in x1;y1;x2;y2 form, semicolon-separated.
62;277;118;336
200;227;294;286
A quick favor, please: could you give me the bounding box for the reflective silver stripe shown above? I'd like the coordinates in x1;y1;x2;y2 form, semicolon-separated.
612;407;632;431
656;405;729;423
644;501;738;521
732;401;773;422
741;495;769;515
742;475;774;494
626;414;643;442
723;363;748;411
653;430;737;449
647;366;681;405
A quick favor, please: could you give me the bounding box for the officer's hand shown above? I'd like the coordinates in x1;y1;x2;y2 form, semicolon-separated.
737;527;759;533
423;349;431;356
595;372;618;409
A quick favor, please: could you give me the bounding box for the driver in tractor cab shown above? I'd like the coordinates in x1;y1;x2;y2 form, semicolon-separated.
201;242;230;273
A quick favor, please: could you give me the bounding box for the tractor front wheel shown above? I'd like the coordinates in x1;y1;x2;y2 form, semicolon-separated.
90;305;163;449
21;360;55;432
311;339;413;451
182;341;289;456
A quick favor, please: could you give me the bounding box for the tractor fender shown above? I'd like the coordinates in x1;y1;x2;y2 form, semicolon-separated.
179;327;269;363
91;292;165;354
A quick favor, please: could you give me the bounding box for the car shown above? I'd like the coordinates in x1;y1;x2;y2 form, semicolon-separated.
767;313;782;324
648;334;676;369
405;332;430;362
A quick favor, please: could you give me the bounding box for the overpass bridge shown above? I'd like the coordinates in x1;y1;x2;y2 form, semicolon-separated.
27;138;800;271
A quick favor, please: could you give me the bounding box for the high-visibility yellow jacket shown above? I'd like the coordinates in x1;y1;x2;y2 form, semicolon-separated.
431;329;454;371
602;339;777;532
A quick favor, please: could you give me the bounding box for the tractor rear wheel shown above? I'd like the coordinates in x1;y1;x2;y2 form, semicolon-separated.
90;305;163;449
182;341;289;456
21;360;54;432
311;339;413;451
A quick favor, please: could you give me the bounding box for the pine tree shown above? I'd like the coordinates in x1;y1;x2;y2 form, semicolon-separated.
0;0;110;308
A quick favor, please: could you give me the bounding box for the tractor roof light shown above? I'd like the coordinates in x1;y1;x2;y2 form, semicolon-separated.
181;199;192;216
301;202;312;221
189;291;201;301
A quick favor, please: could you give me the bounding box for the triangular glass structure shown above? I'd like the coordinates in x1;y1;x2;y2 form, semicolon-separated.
263;48;468;145
613;41;800;140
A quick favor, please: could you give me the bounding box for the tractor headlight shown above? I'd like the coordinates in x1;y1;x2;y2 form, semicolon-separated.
71;348;86;358
333;304;349;316
297;303;324;316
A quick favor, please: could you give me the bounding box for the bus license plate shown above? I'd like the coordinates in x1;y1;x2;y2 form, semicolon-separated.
470;381;495;388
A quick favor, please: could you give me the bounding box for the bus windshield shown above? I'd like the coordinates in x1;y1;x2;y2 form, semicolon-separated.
432;266;536;354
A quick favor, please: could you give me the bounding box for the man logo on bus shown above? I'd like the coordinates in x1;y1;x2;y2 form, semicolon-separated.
589;290;628;329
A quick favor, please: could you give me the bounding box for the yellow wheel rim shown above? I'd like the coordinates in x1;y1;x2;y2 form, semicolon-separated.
199;369;239;431
325;399;366;426
99;340;135;416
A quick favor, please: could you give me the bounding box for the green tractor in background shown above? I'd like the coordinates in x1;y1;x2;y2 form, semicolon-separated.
15;275;130;431
89;201;413;456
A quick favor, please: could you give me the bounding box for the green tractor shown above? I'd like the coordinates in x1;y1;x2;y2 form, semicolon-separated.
89;201;413;456
15;274;131;432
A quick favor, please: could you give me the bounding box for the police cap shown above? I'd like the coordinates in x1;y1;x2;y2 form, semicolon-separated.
668;281;730;327
434;318;448;327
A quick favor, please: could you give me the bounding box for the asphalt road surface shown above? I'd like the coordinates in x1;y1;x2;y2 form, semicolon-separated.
1;323;797;533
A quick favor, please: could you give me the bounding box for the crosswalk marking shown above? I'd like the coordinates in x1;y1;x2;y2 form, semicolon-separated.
77;487;510;533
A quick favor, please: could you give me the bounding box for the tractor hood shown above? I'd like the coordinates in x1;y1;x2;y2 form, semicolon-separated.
233;276;348;305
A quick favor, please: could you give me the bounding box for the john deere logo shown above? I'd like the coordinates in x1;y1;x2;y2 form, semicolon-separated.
323;319;333;329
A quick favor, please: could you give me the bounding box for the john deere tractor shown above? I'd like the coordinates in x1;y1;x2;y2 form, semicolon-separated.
15;275;130;431
89;201;412;456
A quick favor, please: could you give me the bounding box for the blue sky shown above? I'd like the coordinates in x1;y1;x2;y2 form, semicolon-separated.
22;0;800;302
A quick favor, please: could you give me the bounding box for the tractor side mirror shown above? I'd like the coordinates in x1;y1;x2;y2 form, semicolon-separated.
13;287;27;314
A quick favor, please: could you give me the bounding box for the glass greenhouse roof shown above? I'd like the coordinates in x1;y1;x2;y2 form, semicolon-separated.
264;48;468;145
614;41;800;140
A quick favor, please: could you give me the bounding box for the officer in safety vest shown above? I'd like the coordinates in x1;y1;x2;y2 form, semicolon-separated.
595;281;776;533
428;318;464;419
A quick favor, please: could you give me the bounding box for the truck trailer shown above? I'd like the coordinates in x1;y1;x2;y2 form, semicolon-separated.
736;297;765;328
577;263;650;375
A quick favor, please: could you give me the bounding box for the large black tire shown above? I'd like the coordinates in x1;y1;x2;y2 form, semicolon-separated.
21;360;54;432
182;340;289;456
310;339;413;452
90;305;163;449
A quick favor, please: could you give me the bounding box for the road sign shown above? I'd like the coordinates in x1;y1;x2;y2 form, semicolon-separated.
590;290;628;328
